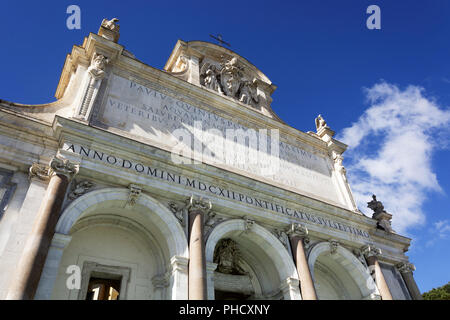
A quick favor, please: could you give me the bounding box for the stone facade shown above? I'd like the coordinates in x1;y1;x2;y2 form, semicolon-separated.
0;19;420;300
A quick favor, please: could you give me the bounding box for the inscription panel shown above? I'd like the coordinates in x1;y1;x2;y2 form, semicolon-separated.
98;75;343;206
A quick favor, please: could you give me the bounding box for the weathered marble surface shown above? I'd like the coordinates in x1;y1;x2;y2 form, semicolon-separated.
100;75;342;206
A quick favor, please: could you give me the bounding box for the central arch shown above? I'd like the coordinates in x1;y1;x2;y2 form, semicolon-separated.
205;219;300;300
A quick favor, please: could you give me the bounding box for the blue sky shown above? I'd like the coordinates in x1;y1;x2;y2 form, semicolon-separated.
1;1;449;293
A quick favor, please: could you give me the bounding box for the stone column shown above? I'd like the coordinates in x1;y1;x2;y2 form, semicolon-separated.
34;233;72;300
287;224;317;300
6;157;78;300
187;197;211;300
362;245;393;300
397;262;423;300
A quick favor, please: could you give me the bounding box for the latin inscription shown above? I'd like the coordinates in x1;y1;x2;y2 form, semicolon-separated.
64;143;370;238
99;75;344;206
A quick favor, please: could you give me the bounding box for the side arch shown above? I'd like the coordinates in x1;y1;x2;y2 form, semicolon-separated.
205;219;300;300
308;242;380;300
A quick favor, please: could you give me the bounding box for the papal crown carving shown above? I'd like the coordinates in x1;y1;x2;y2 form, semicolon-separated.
200;56;260;109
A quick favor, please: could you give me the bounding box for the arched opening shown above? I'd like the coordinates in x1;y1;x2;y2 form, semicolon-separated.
308;242;380;300
205;219;300;300
35;188;188;300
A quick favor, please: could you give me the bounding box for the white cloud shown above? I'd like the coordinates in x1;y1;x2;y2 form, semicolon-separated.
434;220;450;239
338;82;450;234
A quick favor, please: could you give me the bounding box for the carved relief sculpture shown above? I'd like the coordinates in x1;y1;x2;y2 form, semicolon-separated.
213;238;247;275
68;180;94;200
329;240;340;254
87;53;109;80
79;53;109;119
126;184;142;207
200;56;260;108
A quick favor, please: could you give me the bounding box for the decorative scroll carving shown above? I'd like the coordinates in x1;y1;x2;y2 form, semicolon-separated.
126;184;141;207
213;238;247;275
367;195;395;233
49;157;79;179
68;180;94;200
286;223;308;238
29;163;50;181
396;262;416;273
186;195;212;214
200;56;259;108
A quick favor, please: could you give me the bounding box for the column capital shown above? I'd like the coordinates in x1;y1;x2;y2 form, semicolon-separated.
170;256;189;274
286;223;308;238
29;163;50;181
361;244;382;258
186;195;212;214
49;157;79;180
396;262;416;273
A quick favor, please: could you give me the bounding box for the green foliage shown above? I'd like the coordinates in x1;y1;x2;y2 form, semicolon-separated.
422;282;450;300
